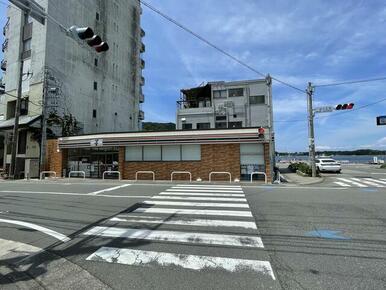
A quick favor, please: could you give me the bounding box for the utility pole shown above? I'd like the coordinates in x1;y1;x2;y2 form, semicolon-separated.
39;68;48;173
307;82;317;177
9;11;28;179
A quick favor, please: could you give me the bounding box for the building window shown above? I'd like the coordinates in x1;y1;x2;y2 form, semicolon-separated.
93;81;98;90
182;123;192;130
96;12;100;21
162;145;181;161
228;121;242;128
93;109;97;118
20;98;29;115
197;123;210;130
23;38;31;53
228;88;244;97
125;146;143;161
213;90;227;98
94;58;98;66
17;130;27;154
215;122;227;129
143;145;161;161
182;144;201;161
250;95;265;105
216;116;226;121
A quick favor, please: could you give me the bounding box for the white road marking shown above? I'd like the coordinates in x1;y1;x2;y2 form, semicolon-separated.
0;190;148;199
167;189;243;193
111;216;257;229
176;184;242;189
172;186;243;191
88;184;131;195
133;207;253;217
0;218;70;242
86;247;275;279
142;200;249;208
83;226;263;248
334;181;351;187
160;192;245;197
351;178;384;187
336;178;367;187
363;178;386;185
152;196;247;202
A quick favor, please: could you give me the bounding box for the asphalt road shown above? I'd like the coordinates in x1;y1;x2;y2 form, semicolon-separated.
0;178;385;289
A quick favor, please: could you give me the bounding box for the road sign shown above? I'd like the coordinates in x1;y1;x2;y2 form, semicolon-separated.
313;106;334;113
90;139;103;147
376;116;386;126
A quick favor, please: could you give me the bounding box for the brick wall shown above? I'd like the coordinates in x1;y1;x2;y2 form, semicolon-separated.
45;139;67;177
264;143;272;182
120;144;241;181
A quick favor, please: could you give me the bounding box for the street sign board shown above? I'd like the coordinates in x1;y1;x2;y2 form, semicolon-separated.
313;106;334;113
376;116;386;126
90;139;103;147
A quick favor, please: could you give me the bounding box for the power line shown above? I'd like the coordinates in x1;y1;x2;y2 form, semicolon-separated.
139;0;306;93
314;76;386;88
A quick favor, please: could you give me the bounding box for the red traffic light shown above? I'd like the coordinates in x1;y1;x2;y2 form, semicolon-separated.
335;103;354;110
258;127;265;135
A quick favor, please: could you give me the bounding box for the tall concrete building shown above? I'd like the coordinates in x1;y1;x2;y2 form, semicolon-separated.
0;0;145;177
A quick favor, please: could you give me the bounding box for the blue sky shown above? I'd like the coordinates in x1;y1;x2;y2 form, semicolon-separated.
1;0;386;152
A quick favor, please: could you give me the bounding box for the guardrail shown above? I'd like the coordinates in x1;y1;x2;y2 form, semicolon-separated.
171;171;192;182
250;171;267;184
209;172;232;183
102;171;121;180
68;171;86;180
135;171;155;181
40;171;57;180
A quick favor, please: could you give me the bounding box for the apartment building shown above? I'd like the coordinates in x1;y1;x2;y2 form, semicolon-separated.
0;0;145;178
176;78;275;181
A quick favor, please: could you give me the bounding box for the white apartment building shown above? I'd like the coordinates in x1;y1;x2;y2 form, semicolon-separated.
0;0;145;177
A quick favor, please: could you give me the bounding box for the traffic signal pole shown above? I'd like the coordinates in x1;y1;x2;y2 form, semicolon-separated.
307;82;317;177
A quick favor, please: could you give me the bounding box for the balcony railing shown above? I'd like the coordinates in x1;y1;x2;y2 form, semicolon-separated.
139;110;145;120
140;42;145;53
2;39;8;52
140;28;145;37
140;76;145;86
139;92;144;103
140;58;145;69
1;59;6;71
3;17;9;36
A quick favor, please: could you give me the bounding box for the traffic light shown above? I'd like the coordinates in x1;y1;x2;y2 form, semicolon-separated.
335;103;354;110
69;26;109;53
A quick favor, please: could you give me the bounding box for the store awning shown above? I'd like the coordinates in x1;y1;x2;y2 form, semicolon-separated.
0;115;41;130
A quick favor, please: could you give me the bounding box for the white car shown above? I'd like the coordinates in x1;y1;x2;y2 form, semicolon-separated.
315;158;342;173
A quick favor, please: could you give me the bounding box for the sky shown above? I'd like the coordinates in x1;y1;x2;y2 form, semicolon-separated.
1;0;386;152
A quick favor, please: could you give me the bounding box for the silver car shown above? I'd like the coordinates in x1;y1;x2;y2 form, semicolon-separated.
316;158;342;173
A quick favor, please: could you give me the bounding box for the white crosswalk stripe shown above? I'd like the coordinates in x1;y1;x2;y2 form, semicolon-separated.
335;177;386;188
84;184;275;280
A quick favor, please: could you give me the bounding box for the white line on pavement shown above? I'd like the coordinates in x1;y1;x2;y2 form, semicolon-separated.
142;200;249;208
172;186;243;191
83;226;264;248
0;218;70;242
351;178;384;187
88;184;131;195
86;247;275;280
110;216;257;229
176;184;242;189
133;207;253;217
159;192;245;197
334;181;351;187
166;189;243;193
0;190;148;199
336;178;367;187
363;178;386;185
152;196;247;202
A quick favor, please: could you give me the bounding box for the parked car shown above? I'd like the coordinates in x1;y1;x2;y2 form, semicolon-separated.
315;158;341;173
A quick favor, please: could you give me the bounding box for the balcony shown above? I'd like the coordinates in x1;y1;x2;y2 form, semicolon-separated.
139;110;145;120
3;17;9;36
140;76;145;86
140;28;145;37
1;59;6;71
140;58;145;69
177;106;214;116
2;39;8;52
139;92;144;103
140;42;145;53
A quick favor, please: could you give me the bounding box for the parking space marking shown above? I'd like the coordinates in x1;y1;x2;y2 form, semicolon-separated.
88;184;132;195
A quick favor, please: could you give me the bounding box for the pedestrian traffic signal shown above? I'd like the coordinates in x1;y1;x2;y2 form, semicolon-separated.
69;26;109;53
335;103;354;110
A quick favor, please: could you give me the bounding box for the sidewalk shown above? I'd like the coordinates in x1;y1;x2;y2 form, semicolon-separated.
278;163;324;185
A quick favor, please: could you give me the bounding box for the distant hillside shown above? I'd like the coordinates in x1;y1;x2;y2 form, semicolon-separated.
142;122;176;132
277;149;386;156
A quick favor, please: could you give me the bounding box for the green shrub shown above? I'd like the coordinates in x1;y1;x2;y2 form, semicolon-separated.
288;162;314;176
381;164;386;169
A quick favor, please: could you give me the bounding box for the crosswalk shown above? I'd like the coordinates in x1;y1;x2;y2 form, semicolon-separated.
82;184;276;280
334;177;386;188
